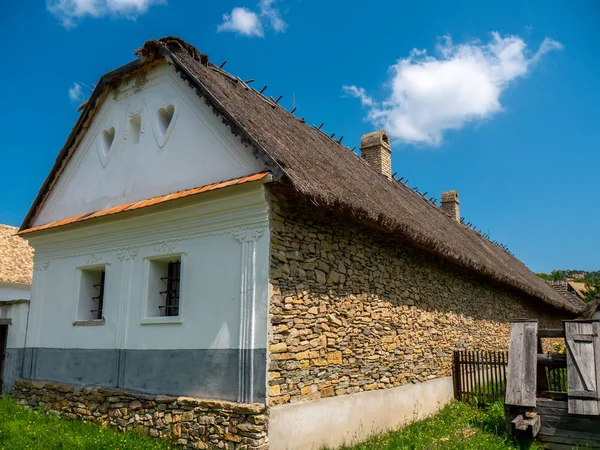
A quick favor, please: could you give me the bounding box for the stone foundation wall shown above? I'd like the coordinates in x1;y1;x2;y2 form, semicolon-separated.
267;190;569;406
12;380;268;449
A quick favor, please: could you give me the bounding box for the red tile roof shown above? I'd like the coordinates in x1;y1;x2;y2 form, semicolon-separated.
19;172;270;235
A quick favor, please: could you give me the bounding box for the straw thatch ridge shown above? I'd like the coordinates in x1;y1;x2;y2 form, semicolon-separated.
21;37;585;315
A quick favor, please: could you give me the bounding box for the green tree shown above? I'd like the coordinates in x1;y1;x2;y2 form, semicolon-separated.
584;277;600;302
552;270;563;281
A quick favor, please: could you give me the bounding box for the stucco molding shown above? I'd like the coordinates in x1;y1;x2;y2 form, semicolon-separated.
117;247;140;261
33;260;50;272
233;227;266;244
86;253;104;265
153;241;176;255
34;223;267;262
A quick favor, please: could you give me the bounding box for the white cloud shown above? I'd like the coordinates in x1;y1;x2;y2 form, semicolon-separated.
218;0;286;37
344;33;563;146
259;0;287;33
342;86;374;107
47;0;164;28
68;82;85;103
217;7;264;37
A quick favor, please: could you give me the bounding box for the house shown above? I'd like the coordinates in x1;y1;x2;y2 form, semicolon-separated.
567;280;589;298
0;225;33;393
548;280;584;303
12;37;586;449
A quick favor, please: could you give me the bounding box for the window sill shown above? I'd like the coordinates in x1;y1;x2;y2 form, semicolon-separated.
140;317;182;325
73;318;105;327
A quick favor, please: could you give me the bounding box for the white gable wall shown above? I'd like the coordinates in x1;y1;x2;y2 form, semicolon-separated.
34;63;265;227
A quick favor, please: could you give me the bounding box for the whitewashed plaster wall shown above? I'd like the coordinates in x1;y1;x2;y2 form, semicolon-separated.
33;63;265;227
0;284;31;301
26;183;270;354
0;298;30;392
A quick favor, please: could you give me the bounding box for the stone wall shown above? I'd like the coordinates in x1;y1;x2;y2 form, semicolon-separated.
267;190;568;406
13;380;268;449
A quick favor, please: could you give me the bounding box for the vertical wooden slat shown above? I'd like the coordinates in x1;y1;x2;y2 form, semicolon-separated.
494;352;501;395
453;351;461;401
483;352;491;403
469;350;475;401
472;350;480;401
491;351;496;398
466;351;471;403
461;351;466;401
478;351;483;404
480;351;485;405
502;351;507;393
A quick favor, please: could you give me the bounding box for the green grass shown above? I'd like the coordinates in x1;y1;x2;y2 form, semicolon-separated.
0;396;176;450
329;400;542;450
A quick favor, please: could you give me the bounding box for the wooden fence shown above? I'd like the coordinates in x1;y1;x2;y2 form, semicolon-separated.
452;350;508;406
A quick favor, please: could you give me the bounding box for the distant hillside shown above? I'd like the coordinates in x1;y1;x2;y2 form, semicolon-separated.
537;270;600;302
536;270;600;281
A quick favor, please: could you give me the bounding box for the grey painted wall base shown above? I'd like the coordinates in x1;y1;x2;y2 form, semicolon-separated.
269;376;454;450
21;348;266;402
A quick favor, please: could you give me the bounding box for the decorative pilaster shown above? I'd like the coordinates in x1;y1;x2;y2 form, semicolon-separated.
31;260;50;349
233;228;265;403
115;247;139;387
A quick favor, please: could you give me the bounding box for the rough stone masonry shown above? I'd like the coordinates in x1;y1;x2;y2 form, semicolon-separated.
267;189;565;406
13;380;268;449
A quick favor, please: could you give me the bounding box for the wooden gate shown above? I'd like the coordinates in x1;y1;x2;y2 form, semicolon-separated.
452;350;508;405
565;320;600;415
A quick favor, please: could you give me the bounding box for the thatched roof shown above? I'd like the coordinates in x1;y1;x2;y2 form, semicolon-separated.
0;225;34;286
20;37;586;315
582;298;600;319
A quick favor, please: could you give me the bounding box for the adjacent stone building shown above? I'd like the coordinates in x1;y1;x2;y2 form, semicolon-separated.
13;37;586;449
0;225;33;393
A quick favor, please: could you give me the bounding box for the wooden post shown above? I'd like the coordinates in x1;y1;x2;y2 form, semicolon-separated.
505;320;538;408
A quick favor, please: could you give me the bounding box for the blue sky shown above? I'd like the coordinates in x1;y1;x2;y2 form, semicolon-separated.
0;1;598;273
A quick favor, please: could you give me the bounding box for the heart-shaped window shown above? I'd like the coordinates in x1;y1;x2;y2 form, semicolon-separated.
102;127;115;152
157;104;175;136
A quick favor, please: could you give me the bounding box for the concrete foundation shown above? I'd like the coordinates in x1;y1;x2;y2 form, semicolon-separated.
269;376;454;450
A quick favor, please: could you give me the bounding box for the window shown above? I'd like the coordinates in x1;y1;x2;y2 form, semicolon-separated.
157;104;175;136
129;115;141;144
77;266;106;321
102;127;115;153
146;256;182;319
162;260;181;316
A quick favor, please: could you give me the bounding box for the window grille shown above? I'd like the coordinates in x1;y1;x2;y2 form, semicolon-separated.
90;270;105;320
160;260;180;316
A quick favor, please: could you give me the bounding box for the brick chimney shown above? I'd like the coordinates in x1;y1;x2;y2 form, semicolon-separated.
360;130;392;180
441;190;460;221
